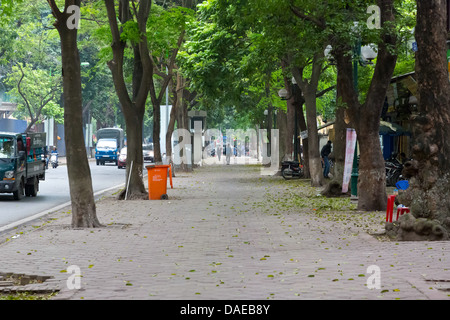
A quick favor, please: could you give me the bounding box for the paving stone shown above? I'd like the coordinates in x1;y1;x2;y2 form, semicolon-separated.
0;164;449;301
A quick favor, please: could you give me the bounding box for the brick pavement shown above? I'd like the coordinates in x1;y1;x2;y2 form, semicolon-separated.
0;163;450;302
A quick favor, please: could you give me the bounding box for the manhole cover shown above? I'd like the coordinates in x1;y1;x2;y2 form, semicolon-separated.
0;272;59;295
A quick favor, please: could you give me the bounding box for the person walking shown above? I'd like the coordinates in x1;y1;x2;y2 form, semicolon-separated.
226;142;232;165
216;141;222;161
321;140;332;178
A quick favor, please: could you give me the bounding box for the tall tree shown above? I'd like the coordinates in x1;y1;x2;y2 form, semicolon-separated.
147;4;188;164
47;0;101;227
332;0;398;211
321;59;349;197
289;0;406;210
1;0;63;129
6;63;61;132
179;0;292;169
150;3;195;169
291;52;326;187
390;0;450;240
104;0;152;199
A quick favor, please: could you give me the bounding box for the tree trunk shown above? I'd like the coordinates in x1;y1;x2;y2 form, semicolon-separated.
285;92;295;162
335;45;391;210
357;0;397;211
303;89;322;186
176;76;192;172
104;0;152;200
152;96;162;164
165;75;178;166
48;0;101;228
389;0;450;241
334;119;346;180
280;61;295;162
357;123;387;210
292;52;324;187
150;31;184;165
330;70;348;187
321;93;348;197
333;0;397;211
293;87;309;177
277;108;288;164
123;110;147;199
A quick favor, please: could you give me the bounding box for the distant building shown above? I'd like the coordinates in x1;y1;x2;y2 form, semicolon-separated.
0;100;17;120
0;93;27;132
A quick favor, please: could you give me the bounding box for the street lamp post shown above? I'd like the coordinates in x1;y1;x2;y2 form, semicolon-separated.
294;97;299;162
324;42;377;198
350;43;378;198
350;43;360;198
291;77;300;163
263;109;269;158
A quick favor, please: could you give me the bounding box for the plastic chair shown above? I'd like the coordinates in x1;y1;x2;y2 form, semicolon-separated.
386;195;396;223
396;207;410;220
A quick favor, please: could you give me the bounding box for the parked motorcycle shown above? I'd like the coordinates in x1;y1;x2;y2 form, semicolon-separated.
385;154;404;187
281;160;304;180
50;153;59;168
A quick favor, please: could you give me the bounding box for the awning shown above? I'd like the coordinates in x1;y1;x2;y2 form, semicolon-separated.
379;120;410;136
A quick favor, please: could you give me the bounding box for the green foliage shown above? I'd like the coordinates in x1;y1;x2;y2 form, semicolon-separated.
120;20;141;45
0;0;24;17
0;1;62;125
179;18;245;101
147;5;194;58
1;0;418;135
5;63;62;122
179;0;291;129
180;0;417;111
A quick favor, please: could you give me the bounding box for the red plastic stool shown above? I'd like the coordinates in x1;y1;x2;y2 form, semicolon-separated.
386;195;396;223
396;207;410;221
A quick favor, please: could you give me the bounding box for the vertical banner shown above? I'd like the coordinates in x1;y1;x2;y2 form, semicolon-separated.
342;128;357;193
193;121;203;164
259;129;279;176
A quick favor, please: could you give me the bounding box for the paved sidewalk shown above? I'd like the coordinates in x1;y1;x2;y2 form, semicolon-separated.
1;164;450;302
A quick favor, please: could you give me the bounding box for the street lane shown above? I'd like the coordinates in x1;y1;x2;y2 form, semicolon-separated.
0;162;127;229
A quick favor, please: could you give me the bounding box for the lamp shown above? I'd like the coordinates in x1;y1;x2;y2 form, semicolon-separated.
324;45;336;65
324;45;332;58
361;45;378;64
278;89;289;100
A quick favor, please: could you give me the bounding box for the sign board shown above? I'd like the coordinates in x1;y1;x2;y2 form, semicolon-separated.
342;128;357;193
29;133;46;148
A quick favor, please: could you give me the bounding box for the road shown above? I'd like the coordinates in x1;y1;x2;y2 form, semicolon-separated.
0;161;128;230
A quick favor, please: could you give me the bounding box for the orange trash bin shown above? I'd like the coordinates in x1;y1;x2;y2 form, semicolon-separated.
146;164;173;200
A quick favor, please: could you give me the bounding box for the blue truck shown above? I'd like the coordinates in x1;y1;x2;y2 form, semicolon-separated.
0;132;46;200
95;128;125;166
